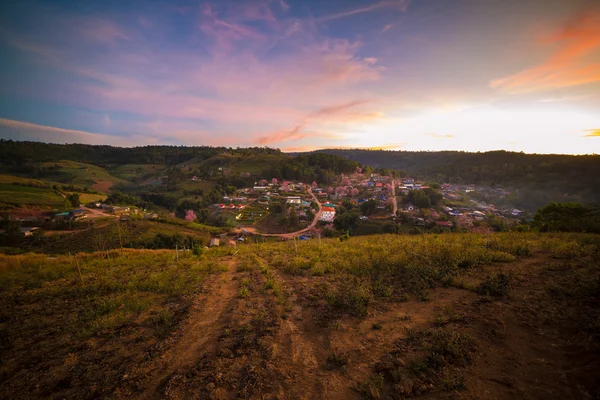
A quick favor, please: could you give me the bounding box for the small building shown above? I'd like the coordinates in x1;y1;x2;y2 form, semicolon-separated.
286;196;302;204
414;218;425;226
320;207;336;222
253;186;268;191
69;209;87;221
209;238;220;247
435;221;453;228
110;206;130;214
145;213;158;220
54;212;70;220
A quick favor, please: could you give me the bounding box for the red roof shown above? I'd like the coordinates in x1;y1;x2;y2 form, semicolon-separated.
375;182;383;187
321;207;336;212
436;221;453;227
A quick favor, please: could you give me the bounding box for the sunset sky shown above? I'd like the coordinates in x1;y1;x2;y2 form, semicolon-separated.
0;0;599;154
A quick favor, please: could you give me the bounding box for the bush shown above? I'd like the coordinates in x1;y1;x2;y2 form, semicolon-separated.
476;273;512;297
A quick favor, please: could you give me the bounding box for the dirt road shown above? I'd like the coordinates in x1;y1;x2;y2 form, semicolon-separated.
241;187;323;239
391;179;398;215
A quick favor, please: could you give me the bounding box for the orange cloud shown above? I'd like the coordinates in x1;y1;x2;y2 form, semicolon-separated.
583;128;600;137
490;11;600;92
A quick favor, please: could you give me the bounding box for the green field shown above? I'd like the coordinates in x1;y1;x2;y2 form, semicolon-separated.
0;184;67;208
110;164;165;180
182;153;287;174
41;160;125;189
70;193;107;204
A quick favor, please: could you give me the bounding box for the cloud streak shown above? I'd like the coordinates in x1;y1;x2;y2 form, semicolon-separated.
255;100;382;144
583;128;600;137
317;0;410;22
490;10;600;93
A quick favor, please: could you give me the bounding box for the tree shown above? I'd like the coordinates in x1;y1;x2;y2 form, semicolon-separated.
185;210;197;222
272;178;278;184
360;199;378;215
289;207;299;227
334;212;360;233
67;193;80;208
533;202;600;232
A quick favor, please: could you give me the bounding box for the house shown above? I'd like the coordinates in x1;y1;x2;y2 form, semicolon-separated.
145;213;158;220
253;186;268;191
119;214;131;221
110;206;130;214
286;196;302;204
53;212;70;220
435;221;453;228
69;209;87;221
512;209;523;217
320;207;336;222
414;218;425;226
209;238;220;247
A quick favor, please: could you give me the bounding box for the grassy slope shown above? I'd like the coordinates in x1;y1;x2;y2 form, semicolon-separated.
182;153;288;174
41;160;126;190
37;219;217;254
0;184;66;208
0;232;598;399
110;164;165;180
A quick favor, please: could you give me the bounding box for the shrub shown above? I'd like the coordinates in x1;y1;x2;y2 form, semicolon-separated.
476;273;512;297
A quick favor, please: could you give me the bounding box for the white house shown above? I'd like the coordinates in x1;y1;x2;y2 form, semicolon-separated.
286;196;302;204
320;207;336;222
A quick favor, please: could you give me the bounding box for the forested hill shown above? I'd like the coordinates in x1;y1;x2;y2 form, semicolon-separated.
309;149;600;207
0;140;281;166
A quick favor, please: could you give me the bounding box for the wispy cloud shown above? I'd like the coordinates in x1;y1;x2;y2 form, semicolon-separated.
317;0;410;22
490;10;600;93
0;118;137;146
583;128;600;137
255;100;382;145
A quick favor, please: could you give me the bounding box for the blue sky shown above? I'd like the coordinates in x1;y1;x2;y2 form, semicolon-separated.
0;0;599;153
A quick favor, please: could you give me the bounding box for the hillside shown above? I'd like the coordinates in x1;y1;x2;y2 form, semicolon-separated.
0;232;598;399
311;149;600;209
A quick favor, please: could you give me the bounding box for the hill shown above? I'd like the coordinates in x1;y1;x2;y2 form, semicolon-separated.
310;149;600;209
0;232;598;399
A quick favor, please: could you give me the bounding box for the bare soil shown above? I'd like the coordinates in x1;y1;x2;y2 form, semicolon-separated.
1;251;599;399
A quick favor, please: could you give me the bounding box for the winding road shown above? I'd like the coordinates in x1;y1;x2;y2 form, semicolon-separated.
238;187;323;239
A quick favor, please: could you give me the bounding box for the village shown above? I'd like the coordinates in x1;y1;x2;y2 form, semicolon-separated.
1;169;528;246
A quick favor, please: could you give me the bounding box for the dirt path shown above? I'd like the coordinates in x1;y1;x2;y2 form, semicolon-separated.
135;260;239;399
457;255;598;400
242;187;323;239
391;179;398;215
